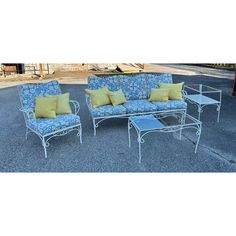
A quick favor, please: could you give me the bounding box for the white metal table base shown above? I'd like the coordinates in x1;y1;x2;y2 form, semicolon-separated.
128;114;202;164
184;85;222;123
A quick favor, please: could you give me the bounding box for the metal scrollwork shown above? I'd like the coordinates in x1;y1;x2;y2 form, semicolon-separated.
69;100;80;115
196;130;201;136
128;122;133;130
197;106;203;113
137;136;145;144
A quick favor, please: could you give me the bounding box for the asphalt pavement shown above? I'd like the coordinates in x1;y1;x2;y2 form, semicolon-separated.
0;74;235;172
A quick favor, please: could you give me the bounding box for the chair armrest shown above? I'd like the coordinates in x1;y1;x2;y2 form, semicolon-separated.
19;107;35;119
182;90;188;96
69;100;80;115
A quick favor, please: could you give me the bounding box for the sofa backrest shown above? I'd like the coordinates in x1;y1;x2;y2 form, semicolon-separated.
87;75;120;91
87;73;173;100
18;80;61;109
146;73;173;96
119;74;147;100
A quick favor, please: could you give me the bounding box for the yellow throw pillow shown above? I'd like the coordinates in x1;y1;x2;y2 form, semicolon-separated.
108;89;127;106
159;82;184;100
149;88;169;102
85;86;111;108
35;96;57;118
56;93;72;114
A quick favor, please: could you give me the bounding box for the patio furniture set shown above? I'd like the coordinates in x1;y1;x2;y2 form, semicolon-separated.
18;73;222;162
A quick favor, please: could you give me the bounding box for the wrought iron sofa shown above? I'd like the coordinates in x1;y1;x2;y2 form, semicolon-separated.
18;80;82;158
86;73;187;135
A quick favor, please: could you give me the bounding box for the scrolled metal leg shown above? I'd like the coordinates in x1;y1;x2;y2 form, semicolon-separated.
179;110;186;140
77;125;82;144
216;105;221;122
138;132;142;163
198;106;203;121
25;127;29;140
128;120;132;148
80;125;82;144
195;124;202;153
92;119;96;136
42;137;48;158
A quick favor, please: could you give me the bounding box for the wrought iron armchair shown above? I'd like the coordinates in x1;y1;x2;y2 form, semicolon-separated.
18;80;82;158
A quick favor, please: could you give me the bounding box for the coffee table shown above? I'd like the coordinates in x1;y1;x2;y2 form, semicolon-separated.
184;84;222;122
128;113;202;163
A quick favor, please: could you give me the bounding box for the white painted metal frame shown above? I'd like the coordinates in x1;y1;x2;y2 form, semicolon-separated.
128;111;201;163
18;90;82;158
184;84;222;122
86;94;187;136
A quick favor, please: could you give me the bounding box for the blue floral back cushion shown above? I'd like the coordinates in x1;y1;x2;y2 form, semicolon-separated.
119;74;147;100
87;73;173;100
39;80;62;96
146;74;173;96
18;80;61;109
88;76;120;91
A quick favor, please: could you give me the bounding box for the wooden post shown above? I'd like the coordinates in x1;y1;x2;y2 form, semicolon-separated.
232;70;236;96
39;64;43;78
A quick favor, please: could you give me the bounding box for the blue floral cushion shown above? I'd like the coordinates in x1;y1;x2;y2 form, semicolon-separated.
119;74;147;99
151;100;187;111
91;104;126;118
123;100;157;114
88;76;120;91
39;80;62;96
18;84;39;109
27;114;81;136
146;74;173;96
18;80;61;109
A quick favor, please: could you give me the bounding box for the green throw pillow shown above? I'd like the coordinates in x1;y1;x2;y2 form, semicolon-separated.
159;82;184;100
56;93;72;114
108;89;127;106
85;86;111;108
149;88;169;102
35;96;57;118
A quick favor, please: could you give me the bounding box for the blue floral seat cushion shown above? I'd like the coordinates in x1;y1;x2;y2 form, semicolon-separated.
123;100;157;114
88;76;120;91
91;105;126;118
151;100;187;111
119;75;147;100
26;114;81;136
146;74;173;96
18;80;61;109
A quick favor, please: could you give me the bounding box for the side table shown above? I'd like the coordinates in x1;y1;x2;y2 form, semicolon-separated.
184;84;222;122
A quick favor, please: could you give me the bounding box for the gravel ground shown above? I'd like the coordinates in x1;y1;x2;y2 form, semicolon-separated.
0;74;235;172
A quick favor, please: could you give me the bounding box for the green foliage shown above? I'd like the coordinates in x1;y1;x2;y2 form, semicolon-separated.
187;64;236;71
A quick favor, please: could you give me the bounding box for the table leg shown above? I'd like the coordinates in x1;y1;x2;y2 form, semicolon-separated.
128;120;131;148
197;105;202;121
217;104;221;123
195;123;202;153
138;132;142;163
179;110;186;140
217;91;222;122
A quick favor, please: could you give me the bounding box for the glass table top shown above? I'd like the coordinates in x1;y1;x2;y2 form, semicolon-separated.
129;114;200;132
184;94;220;104
129;115;165;131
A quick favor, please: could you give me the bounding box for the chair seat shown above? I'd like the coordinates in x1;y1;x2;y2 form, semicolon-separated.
123;100;157;114
151;100;187;111
27;114;81;136
91;105;126;118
